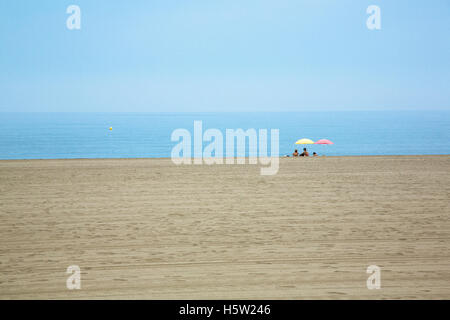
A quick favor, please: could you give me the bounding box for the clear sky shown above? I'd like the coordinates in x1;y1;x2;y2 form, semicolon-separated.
0;0;449;112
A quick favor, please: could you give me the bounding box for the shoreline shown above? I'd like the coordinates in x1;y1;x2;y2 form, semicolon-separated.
0;154;449;162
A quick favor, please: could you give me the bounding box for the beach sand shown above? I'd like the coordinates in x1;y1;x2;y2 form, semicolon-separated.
0;155;449;299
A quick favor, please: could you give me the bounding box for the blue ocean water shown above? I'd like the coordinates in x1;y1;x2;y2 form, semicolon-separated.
0;112;449;159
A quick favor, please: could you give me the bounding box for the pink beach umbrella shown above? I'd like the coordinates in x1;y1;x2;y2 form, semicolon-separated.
315;139;334;145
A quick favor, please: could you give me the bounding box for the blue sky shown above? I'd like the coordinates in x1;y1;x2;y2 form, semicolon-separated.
0;0;449;112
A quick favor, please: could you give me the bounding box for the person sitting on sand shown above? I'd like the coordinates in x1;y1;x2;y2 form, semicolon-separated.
300;148;309;157
292;149;299;157
313;152;318;156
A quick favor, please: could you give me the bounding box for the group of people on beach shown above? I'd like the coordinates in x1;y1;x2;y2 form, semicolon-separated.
292;148;317;157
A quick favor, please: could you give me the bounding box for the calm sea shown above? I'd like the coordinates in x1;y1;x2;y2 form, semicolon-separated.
0;111;449;159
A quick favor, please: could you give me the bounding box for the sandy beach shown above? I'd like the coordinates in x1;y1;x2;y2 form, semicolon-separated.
0;155;449;299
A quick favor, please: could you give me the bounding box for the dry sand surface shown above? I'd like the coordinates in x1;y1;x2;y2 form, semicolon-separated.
0;155;449;299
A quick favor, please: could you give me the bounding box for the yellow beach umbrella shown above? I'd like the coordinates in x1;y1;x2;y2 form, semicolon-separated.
295;138;314;145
